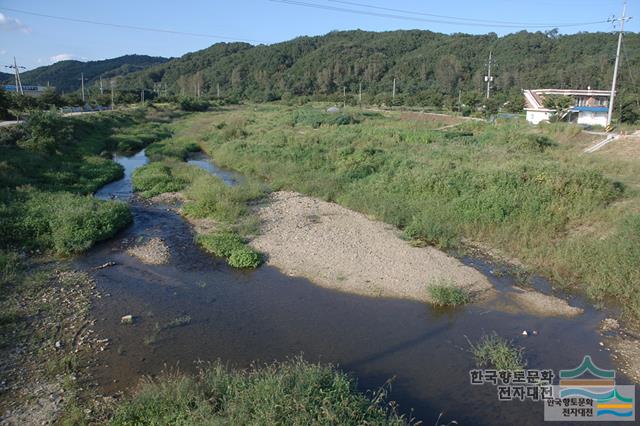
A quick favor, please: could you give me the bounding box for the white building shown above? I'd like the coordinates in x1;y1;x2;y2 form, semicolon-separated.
523;88;610;127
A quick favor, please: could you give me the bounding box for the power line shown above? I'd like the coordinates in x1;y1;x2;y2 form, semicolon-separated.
326;0;607;27
269;0;609;29
0;7;267;44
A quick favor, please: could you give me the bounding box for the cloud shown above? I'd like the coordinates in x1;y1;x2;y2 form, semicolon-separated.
50;53;82;63
0;49;6;55
0;13;31;33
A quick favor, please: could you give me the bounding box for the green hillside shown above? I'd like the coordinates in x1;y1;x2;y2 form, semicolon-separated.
117;29;640;108
10;55;169;92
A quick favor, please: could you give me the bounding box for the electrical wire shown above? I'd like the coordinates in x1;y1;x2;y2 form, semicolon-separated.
0;7;267;44
326;0;607;27
269;0;610;29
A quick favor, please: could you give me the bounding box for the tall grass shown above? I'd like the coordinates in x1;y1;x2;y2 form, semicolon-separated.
470;333;525;371
110;358;407;425
190;105;640;321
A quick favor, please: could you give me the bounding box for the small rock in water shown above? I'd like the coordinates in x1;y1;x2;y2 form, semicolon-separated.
532;330;539;336
96;261;116;270
121;315;134;325
521;330;528;336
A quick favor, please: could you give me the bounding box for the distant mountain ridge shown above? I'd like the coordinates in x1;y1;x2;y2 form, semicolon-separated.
0;55;170;92
114;29;639;104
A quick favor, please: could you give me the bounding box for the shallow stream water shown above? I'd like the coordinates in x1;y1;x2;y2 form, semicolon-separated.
79;150;634;425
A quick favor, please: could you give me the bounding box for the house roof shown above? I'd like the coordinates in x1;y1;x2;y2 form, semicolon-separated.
523;88;611;111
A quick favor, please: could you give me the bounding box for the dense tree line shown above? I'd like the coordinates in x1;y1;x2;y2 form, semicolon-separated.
3;30;639;121
111;29;639;117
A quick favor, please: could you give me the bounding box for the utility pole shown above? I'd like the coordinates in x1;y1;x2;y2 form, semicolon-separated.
484;51;494;99
343;86;346;108
141;89;145;104
607;0;632;128
79;72;87;103
217;83;220;98
392;78;396;100
458;89;462;111
358;82;362;105
110;80;115;109
5;57;25;94
99;76;104;95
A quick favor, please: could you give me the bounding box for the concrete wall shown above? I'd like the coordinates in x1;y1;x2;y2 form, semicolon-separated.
577;111;607;127
526;110;552;125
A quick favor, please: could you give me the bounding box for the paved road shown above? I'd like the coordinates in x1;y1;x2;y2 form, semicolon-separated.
0;109;114;128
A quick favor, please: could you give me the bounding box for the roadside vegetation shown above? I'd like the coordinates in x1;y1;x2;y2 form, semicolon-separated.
176;104;640;322
110;357;406;425
469;333;526;371
0;108;171;256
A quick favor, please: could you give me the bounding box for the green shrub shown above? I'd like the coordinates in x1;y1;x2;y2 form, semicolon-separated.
18;111;72;154
470;333;525;371
427;280;471;307
15;190;132;255
132;162;191;197
110;358;405;425
228;246;262;268
197;231;244;258
179;97;210;112
197;231;261;269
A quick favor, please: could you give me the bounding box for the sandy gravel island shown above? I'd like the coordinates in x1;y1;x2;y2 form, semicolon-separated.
250;191;581;318
126;237;170;265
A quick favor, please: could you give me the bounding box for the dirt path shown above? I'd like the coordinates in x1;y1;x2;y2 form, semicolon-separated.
250;191;582;317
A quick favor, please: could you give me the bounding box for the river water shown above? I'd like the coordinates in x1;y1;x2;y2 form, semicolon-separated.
79;150;633;425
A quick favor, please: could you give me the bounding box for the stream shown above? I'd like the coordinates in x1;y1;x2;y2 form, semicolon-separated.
78;150;634;425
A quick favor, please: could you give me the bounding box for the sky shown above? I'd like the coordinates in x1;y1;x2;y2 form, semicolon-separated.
1;0;638;70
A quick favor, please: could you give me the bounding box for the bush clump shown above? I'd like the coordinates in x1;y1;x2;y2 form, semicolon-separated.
470;333;525;371
132;162;192;198
228;246;262;268
5;190;131;255
427;280;471;307
197;231;261;269
179;97;210;112
110;357;406;425
18;111;72;154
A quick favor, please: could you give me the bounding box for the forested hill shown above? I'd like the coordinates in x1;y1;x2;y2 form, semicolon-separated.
117;29;640;105
0;72;12;84
1;55;169;92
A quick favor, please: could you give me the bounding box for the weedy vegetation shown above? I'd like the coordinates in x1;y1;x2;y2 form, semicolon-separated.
427;279;471;307
110;357;406;425
469;333;525;371
179;104;640;322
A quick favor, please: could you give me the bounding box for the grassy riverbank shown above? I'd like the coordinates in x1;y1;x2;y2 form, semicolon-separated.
0;108;172;255
164;104;639;322
111;358;406;425
131;112;265;268
0;107;176;422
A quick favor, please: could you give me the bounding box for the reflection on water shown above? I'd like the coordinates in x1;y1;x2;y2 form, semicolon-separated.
187;153;242;186
94;150;148;200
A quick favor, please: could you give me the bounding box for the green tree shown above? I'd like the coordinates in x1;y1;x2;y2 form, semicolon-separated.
543;95;574;121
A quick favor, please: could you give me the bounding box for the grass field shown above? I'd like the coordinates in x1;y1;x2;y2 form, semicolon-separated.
159;104;639;322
